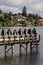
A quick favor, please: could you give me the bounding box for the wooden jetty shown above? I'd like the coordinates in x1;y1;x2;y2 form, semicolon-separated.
0;34;40;56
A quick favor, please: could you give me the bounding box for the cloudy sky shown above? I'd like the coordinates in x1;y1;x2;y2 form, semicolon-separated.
0;0;43;17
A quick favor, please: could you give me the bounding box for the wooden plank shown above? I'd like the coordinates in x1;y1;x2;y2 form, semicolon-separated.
0;34;40;45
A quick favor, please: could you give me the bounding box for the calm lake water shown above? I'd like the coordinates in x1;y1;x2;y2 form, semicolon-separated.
0;26;43;65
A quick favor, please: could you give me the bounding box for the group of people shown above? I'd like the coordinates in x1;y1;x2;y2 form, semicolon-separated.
1;28;37;38
17;28;37;35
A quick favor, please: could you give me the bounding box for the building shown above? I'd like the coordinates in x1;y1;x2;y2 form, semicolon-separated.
37;18;43;26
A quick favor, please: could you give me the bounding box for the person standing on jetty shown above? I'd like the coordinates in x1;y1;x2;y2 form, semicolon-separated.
32;28;37;34
27;28;31;34
13;29;17;39
18;28;21;35
18;28;22;38
7;29;12;35
7;29;12;39
24;28;26;35
1;29;6;42
1;29;4;39
13;29;17;35
32;28;37;40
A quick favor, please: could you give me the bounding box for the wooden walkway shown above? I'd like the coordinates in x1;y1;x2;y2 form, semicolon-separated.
0;34;40;56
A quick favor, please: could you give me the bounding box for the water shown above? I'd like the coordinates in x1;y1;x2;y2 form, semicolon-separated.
0;27;43;65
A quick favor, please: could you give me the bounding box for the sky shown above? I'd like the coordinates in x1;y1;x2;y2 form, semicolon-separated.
0;0;43;17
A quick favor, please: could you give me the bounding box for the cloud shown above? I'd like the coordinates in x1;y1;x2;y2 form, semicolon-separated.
0;0;43;17
33;3;43;11
4;0;24;7
0;5;22;13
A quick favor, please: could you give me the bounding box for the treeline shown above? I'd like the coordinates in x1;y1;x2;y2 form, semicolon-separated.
0;6;42;26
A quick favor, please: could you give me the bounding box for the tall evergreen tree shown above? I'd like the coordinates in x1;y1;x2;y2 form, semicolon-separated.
22;6;27;17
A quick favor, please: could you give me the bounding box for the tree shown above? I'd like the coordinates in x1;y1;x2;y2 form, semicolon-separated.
8;12;12;16
22;6;27;17
8;12;12;20
0;9;2;14
4;12;12;20
28;13;33;18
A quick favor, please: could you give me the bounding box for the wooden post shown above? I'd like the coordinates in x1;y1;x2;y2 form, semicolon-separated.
26;43;28;54
35;34;38;51
39;34;40;42
11;45;13;56
5;45;7;56
36;41;38;52
4;31;7;56
20;44;22;56
19;35;21;55
30;42;32;53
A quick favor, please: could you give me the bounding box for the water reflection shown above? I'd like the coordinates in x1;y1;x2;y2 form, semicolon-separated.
0;51;40;65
